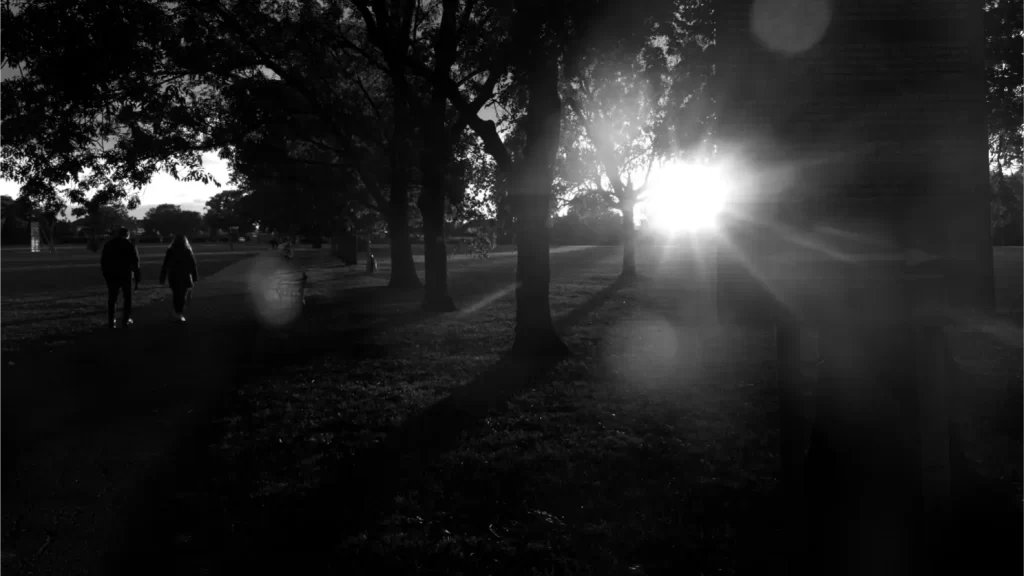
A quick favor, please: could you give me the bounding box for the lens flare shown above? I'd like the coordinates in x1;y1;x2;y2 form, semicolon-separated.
643;163;731;234
246;255;305;328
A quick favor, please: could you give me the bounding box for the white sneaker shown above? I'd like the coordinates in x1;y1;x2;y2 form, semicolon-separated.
179;315;187;322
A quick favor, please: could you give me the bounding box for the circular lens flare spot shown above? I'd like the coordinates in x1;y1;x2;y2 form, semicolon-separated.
750;0;832;55
246;255;304;328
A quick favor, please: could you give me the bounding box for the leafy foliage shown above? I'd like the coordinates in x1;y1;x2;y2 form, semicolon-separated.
142;203;204;237
80;203;133;243
204;189;255;237
0;0;227;214
985;0;1023;172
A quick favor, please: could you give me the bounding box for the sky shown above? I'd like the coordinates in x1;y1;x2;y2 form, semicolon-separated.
0;152;232;220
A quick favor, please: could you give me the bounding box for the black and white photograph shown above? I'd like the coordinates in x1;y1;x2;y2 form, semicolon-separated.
0;0;1021;574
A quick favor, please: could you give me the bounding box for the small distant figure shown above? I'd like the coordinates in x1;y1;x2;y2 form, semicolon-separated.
159;234;199;323
366;253;378;274
282;240;294;260
100;227;141;329
270;236;279;250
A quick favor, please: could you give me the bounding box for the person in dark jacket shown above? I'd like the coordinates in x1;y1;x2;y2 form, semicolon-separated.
159;233;199;322
100;227;141;329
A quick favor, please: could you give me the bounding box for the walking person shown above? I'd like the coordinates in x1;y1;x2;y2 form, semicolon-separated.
100;226;141;329
159;234;199;322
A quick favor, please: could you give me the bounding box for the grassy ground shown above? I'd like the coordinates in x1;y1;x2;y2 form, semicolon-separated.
1;251;256;354
162;245;1020;575
3;244;1019;575
162;248;785;575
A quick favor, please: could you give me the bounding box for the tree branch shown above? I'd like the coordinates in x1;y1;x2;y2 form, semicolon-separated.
457;0;480;40
404;52;512;169
567;94;626;197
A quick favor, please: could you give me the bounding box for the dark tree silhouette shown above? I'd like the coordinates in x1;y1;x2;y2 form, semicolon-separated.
562;0;714;277
142;204;203;238
343;0;511;310
1;0;222;216
985;0;1023;173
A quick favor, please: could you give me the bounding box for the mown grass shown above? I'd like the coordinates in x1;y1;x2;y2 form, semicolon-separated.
169;248;1022;575
0;252;258;355
6;244;1018;575
167;256;791;575
0;285;170;355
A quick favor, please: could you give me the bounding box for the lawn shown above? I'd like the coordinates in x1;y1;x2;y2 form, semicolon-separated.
157;244;1020;575
2;243;1019;575
157;246;778;575
1;244;259;354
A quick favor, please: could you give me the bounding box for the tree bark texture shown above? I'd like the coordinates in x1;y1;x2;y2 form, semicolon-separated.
510;50;569;358
620;195;637;278
417;1;458;312
387;101;422;290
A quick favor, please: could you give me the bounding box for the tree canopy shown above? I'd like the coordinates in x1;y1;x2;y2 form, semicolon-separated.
3;0;1019;351
142;203;204;237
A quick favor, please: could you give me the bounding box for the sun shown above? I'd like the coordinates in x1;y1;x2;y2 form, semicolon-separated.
643;162;730;233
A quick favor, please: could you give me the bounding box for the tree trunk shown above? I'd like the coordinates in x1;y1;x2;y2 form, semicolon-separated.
387;185;421;290
40;219;57;254
385;68;423;291
417;0;458;312
621;198;637;278
310;223;323;249
418;175;455;311
510;53;569;359
418;112;455;311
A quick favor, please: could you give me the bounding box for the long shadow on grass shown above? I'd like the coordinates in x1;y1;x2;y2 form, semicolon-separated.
241;286;434;371
231;274;632;572
0;309;105;327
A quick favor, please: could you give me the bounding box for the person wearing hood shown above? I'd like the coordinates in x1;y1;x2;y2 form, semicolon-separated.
159;233;199;322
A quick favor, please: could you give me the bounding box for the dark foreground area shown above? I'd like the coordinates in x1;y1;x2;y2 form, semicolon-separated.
1;245;1021;575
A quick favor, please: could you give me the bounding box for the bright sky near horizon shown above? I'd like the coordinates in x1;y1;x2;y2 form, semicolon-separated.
0;152;233;219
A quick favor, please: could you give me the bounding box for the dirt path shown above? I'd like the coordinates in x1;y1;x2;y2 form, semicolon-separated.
1;247;618;575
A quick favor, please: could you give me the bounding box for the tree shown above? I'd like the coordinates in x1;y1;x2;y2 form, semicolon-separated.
417;0;701;355
17;192;65;253
1;0;225;222
985;0;1023;174
74;201;133;250
561;0;714;277
991;168;1023;246
204;189;254;242
143;204;203;238
342;0;512;310
210;8;424;288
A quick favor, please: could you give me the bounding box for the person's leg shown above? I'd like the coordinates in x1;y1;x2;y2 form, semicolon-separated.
172;287;186;317
106;281;119;328
180;287;192;316
121;278;133;325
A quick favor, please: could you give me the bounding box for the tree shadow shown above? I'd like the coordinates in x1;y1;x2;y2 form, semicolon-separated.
0;290;105;307
0;309;102;328
220;274;633;572
243;286;435;373
105;249;621;574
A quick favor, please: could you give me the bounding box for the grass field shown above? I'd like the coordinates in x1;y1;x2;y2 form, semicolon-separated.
1;244;261;353
149;245;1018;575
149;245;781;575
2;243;1020;574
